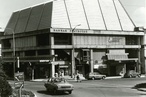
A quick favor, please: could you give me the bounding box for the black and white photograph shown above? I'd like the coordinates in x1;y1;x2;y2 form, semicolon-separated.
0;0;146;97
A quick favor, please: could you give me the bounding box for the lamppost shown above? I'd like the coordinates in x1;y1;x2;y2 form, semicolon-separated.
71;24;81;78
0;27;16;80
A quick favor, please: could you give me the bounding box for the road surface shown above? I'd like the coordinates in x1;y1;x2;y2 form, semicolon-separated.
9;77;146;97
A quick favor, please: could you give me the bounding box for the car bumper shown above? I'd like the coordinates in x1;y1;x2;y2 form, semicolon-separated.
57;88;74;91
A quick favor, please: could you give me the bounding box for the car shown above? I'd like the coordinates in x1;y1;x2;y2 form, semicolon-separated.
85;72;106;80
44;77;74;94
123;70;141;78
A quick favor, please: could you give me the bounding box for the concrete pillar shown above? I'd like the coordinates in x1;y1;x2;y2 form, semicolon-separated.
90;49;94;73
71;49;75;78
137;36;142;73
50;34;55;77
50;49;55;77
50;34;54;48
138;49;141;73
123;64;126;73
145;60;146;76
51;62;55;77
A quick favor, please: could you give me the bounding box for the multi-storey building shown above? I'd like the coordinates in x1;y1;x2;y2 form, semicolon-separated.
1;0;144;79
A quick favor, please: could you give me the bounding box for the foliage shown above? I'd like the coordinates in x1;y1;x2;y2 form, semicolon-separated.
0;69;12;97
13;90;35;97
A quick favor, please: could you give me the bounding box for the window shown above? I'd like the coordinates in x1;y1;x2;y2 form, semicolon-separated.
82;49;90;61
25;50;35;56
37;49;50;55
36;33;49;46
54;34;71;45
2;39;11;49
126;36;138;45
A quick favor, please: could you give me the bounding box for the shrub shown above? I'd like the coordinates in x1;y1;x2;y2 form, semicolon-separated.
0;70;12;97
13;90;35;97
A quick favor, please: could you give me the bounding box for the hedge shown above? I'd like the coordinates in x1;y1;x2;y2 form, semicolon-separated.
0;70;12;97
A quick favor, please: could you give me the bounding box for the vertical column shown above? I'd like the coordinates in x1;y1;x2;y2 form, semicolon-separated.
71;49;75;78
145;60;146;75
144;32;146;75
50;34;55;77
50;34;54;48
123;64;126;74
90;49;94;73
138;37;142;73
51;50;55;77
136;49;141;73
138;36;141;73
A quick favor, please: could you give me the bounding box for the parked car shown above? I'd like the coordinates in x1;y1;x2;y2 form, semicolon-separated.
44;77;74;94
85;72;106;80
123;70;141;78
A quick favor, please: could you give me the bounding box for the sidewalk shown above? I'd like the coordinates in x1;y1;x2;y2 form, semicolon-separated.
30;75;128;82
30;74;146;82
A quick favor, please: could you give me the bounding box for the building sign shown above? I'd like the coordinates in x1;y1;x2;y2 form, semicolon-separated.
94;64;107;69
50;28;144;35
39;60;51;62
108;37;123;43
50;28;93;33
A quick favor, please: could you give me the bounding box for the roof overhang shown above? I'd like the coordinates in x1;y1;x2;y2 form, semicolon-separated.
50;28;144;36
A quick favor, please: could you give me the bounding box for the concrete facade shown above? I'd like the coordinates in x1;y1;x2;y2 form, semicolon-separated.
0;0;145;79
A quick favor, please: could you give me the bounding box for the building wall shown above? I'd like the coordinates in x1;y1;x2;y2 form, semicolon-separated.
74;35;125;46
1;0;145;79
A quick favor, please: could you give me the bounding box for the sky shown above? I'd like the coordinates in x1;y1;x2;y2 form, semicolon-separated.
0;0;145;31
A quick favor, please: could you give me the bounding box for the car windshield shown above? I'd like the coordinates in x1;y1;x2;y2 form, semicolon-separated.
52;78;66;83
90;72;100;75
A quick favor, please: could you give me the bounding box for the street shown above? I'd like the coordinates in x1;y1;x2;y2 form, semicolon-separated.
9;77;146;97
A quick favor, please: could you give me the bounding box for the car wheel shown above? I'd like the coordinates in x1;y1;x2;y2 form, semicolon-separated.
102;76;105;80
53;89;57;95
137;74;141;78
68;91;72;94
92;77;95;80
129;75;132;78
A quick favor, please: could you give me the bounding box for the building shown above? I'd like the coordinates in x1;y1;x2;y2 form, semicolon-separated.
0;32;4;64
142;28;146;75
0;32;3;57
1;0;144;79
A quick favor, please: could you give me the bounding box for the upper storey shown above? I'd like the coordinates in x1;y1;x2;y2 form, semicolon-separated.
5;0;135;34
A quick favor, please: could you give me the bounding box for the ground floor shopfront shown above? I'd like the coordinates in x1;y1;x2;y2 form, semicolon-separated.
2;48;142;80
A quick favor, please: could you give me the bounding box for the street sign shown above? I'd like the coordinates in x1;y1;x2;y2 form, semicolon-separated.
15;72;24;81
14;81;24;89
14;72;24;89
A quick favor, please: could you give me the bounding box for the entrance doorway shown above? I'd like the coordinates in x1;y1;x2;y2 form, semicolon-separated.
110;66;116;76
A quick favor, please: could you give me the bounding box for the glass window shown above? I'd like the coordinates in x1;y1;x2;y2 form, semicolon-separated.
54;34;71;45
126;36;138;45
36;33;49;46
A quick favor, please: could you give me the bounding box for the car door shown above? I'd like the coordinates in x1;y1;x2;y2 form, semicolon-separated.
46;78;52;90
47;78;55;91
49;78;55;91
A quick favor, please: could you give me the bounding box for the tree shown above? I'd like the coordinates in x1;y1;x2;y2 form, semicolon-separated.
0;64;12;97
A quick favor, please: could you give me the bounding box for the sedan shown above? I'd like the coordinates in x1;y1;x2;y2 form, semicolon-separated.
123;70;141;78
85;72;106;80
44;77;74;94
